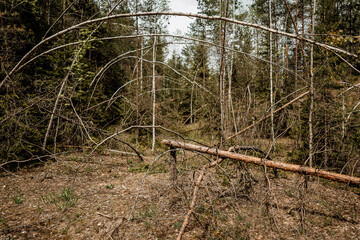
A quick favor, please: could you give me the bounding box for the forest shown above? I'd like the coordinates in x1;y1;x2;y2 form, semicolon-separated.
1;0;360;239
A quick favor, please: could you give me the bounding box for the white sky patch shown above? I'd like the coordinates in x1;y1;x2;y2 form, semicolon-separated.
167;0;198;55
168;0;198;35
166;0;253;55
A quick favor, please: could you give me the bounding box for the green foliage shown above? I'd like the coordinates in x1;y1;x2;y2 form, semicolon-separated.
0;0;359;178
105;184;114;189
135;204;157;220
13;191;24;204
0;0;135;164
128;162;168;174
42;187;78;211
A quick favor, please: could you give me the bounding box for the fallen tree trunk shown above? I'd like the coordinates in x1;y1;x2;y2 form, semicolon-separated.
162;139;360;186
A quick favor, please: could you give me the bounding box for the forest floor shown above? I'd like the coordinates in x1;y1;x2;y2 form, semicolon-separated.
1;142;360;240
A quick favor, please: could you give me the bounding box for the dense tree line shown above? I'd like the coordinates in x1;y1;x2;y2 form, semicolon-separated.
0;0;359;176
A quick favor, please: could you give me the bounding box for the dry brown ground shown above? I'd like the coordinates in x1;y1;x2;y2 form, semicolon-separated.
0;150;359;240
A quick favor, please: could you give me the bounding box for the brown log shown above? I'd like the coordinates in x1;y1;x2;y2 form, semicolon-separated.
162;139;360;186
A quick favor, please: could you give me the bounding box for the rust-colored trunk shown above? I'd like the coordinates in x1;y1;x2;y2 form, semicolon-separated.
162;139;360;186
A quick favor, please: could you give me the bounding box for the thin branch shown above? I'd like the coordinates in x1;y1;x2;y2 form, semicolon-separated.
90;125;185;154
42;0;77;39
118;150;173;238
226;91;309;141
176;157;225;240
15;34;305;82
2;12;356;89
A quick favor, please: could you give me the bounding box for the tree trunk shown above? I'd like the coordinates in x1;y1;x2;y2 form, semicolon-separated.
136;0;139;142
342;94;346;139
295;0;298;91
309;0;317;168
269;0;275;149
162;139;360;186
152;26;157;151
219;0;225;137
228;0;237;134
190;83;194;124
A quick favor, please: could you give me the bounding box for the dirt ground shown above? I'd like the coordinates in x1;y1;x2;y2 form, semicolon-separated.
0;150;359;240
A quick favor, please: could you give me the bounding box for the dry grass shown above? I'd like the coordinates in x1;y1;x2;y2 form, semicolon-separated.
0;150;359;239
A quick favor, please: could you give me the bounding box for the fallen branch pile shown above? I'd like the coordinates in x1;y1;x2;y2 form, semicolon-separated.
162;139;359;239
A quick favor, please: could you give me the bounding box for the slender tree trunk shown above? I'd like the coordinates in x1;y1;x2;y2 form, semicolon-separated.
342;94;345;139
269;0;275;148
136;0;139;142
295;0;300;148
43;73;67;149
47;0;51;25
62;0;66;28
219;0;225;137
247;84;251;116
228;0;237;133
190;83;194;124
228;58;237;133
324;105;328;168
202;51;206;87
309;0;317;168
302;0;306;70
152;25;157;151
295;0;298;91
140;36;143;92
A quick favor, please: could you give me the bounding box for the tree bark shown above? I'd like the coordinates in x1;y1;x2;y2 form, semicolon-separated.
269;0;275;149
309;0;316;168
219;0;226;137
152;30;157;151
228;0;237;134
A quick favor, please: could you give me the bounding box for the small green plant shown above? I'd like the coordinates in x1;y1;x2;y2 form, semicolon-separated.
135;204;157;220
236;214;246;222
61;227;69;235
13;191;23;204
214;210;228;221
173;221;182;230
128;163;168;174
61;165;76;174
284;189;294;197
0;217;10;234
85;166;94;172
143;221;151;229
150;163;168;174
323;217;333;227
119;175;124;181
37;205;42;214
221;176;230;186
105;184;114;189
70;156;79;162
128;163;149;173
195;204;206;214
42;187;77;211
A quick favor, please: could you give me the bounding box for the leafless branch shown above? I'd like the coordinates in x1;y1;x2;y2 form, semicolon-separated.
2;12;356;89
